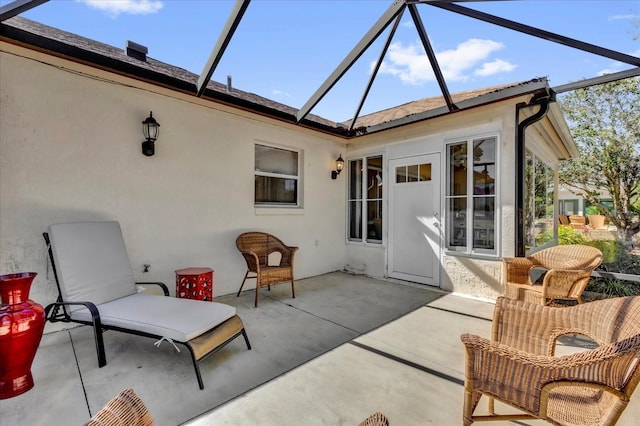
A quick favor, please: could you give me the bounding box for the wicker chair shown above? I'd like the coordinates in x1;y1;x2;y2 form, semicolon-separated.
236;232;298;307
503;245;602;305
569;215;586;230
86;388;153;426
358;412;389;426
461;296;640;426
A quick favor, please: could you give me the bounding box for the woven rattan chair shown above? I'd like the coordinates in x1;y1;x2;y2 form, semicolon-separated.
503;245;602;305
86;388;153;426
461;296;640;426
236;232;298;307
569;215;586;230
358;412;389;426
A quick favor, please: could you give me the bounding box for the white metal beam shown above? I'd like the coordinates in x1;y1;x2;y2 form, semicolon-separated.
196;0;251;97
552;68;640;94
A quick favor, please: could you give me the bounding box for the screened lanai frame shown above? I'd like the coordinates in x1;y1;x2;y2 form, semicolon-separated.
1;0;639;257
2;0;639;133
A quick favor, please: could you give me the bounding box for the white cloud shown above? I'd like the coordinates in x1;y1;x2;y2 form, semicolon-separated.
377;38;515;84
78;0;163;17
401;20;415;29
272;89;291;98
608;14;640;21
598;48;640;75
474;59;517;76
598;68;622;76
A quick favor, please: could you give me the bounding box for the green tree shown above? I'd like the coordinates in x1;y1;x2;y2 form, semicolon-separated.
558;77;640;241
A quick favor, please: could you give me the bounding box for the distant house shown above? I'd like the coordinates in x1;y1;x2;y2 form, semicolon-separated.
0;17;578;306
558;184;614;217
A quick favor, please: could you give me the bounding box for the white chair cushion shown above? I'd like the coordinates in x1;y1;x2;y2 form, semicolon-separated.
70;293;237;342
48;222;137;312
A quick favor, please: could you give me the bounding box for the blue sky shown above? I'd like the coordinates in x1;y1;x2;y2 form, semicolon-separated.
8;0;640;122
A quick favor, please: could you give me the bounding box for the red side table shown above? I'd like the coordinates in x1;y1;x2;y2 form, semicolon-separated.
175;267;213;301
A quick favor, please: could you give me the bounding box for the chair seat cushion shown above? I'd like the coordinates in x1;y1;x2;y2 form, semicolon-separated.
71;293;236;342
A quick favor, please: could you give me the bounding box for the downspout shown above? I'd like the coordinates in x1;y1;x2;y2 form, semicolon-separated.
515;94;553;257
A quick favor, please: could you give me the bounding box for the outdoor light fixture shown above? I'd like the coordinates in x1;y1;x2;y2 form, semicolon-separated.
331;154;344;179
141;111;160;156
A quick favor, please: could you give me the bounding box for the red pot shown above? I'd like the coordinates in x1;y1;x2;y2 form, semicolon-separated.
0;272;45;399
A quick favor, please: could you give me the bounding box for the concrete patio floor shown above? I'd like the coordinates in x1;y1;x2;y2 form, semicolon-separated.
2;271;639;425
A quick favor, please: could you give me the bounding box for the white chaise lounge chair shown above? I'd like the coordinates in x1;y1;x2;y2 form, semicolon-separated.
44;221;251;389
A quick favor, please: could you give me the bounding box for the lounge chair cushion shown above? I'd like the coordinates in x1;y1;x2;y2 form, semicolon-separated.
49;222;137;311
71;293;236;342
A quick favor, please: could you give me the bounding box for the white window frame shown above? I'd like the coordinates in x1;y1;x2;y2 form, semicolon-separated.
347;154;384;245
254;143;302;208
445;134;500;257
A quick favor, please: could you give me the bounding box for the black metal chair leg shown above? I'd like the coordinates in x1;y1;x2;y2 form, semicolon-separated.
87;306;107;367
93;326;107;368
242;329;252;350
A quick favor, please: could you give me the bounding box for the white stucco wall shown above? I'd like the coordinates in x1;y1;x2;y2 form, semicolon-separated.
344;99;529;301
1;41;574;316
0;44;347;316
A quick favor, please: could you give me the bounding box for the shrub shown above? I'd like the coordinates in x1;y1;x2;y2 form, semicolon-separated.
584;240;621;264
585;239;640;297
585;205;599;215
535;225;587;246
587;279;638;297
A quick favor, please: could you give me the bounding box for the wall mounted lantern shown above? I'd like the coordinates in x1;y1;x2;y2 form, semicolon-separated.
331;155;344;179
141;111;160;156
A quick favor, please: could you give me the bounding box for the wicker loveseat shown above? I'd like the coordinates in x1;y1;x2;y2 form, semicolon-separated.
503;244;602;305
236;232;298;307
461;296;640;425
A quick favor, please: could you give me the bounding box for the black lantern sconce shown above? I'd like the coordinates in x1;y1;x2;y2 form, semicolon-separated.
331;154;344;179
141;111;160;156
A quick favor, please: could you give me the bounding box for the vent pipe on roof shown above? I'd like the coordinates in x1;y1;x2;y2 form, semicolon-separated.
227;75;232;93
126;40;148;62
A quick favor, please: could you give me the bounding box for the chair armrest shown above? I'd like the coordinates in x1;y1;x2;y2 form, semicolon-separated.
45;300;107;367
461;333;640;414
281;246;298;265
239;250;260;271
136;281;169;296
503;257;536;285
45;300;102;324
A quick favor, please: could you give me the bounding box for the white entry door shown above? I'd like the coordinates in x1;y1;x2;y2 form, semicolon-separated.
388;153;441;286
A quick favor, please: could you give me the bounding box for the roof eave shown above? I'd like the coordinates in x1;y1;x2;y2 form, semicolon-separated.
547;102;579;158
0;20;350;138
357;78;551;135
